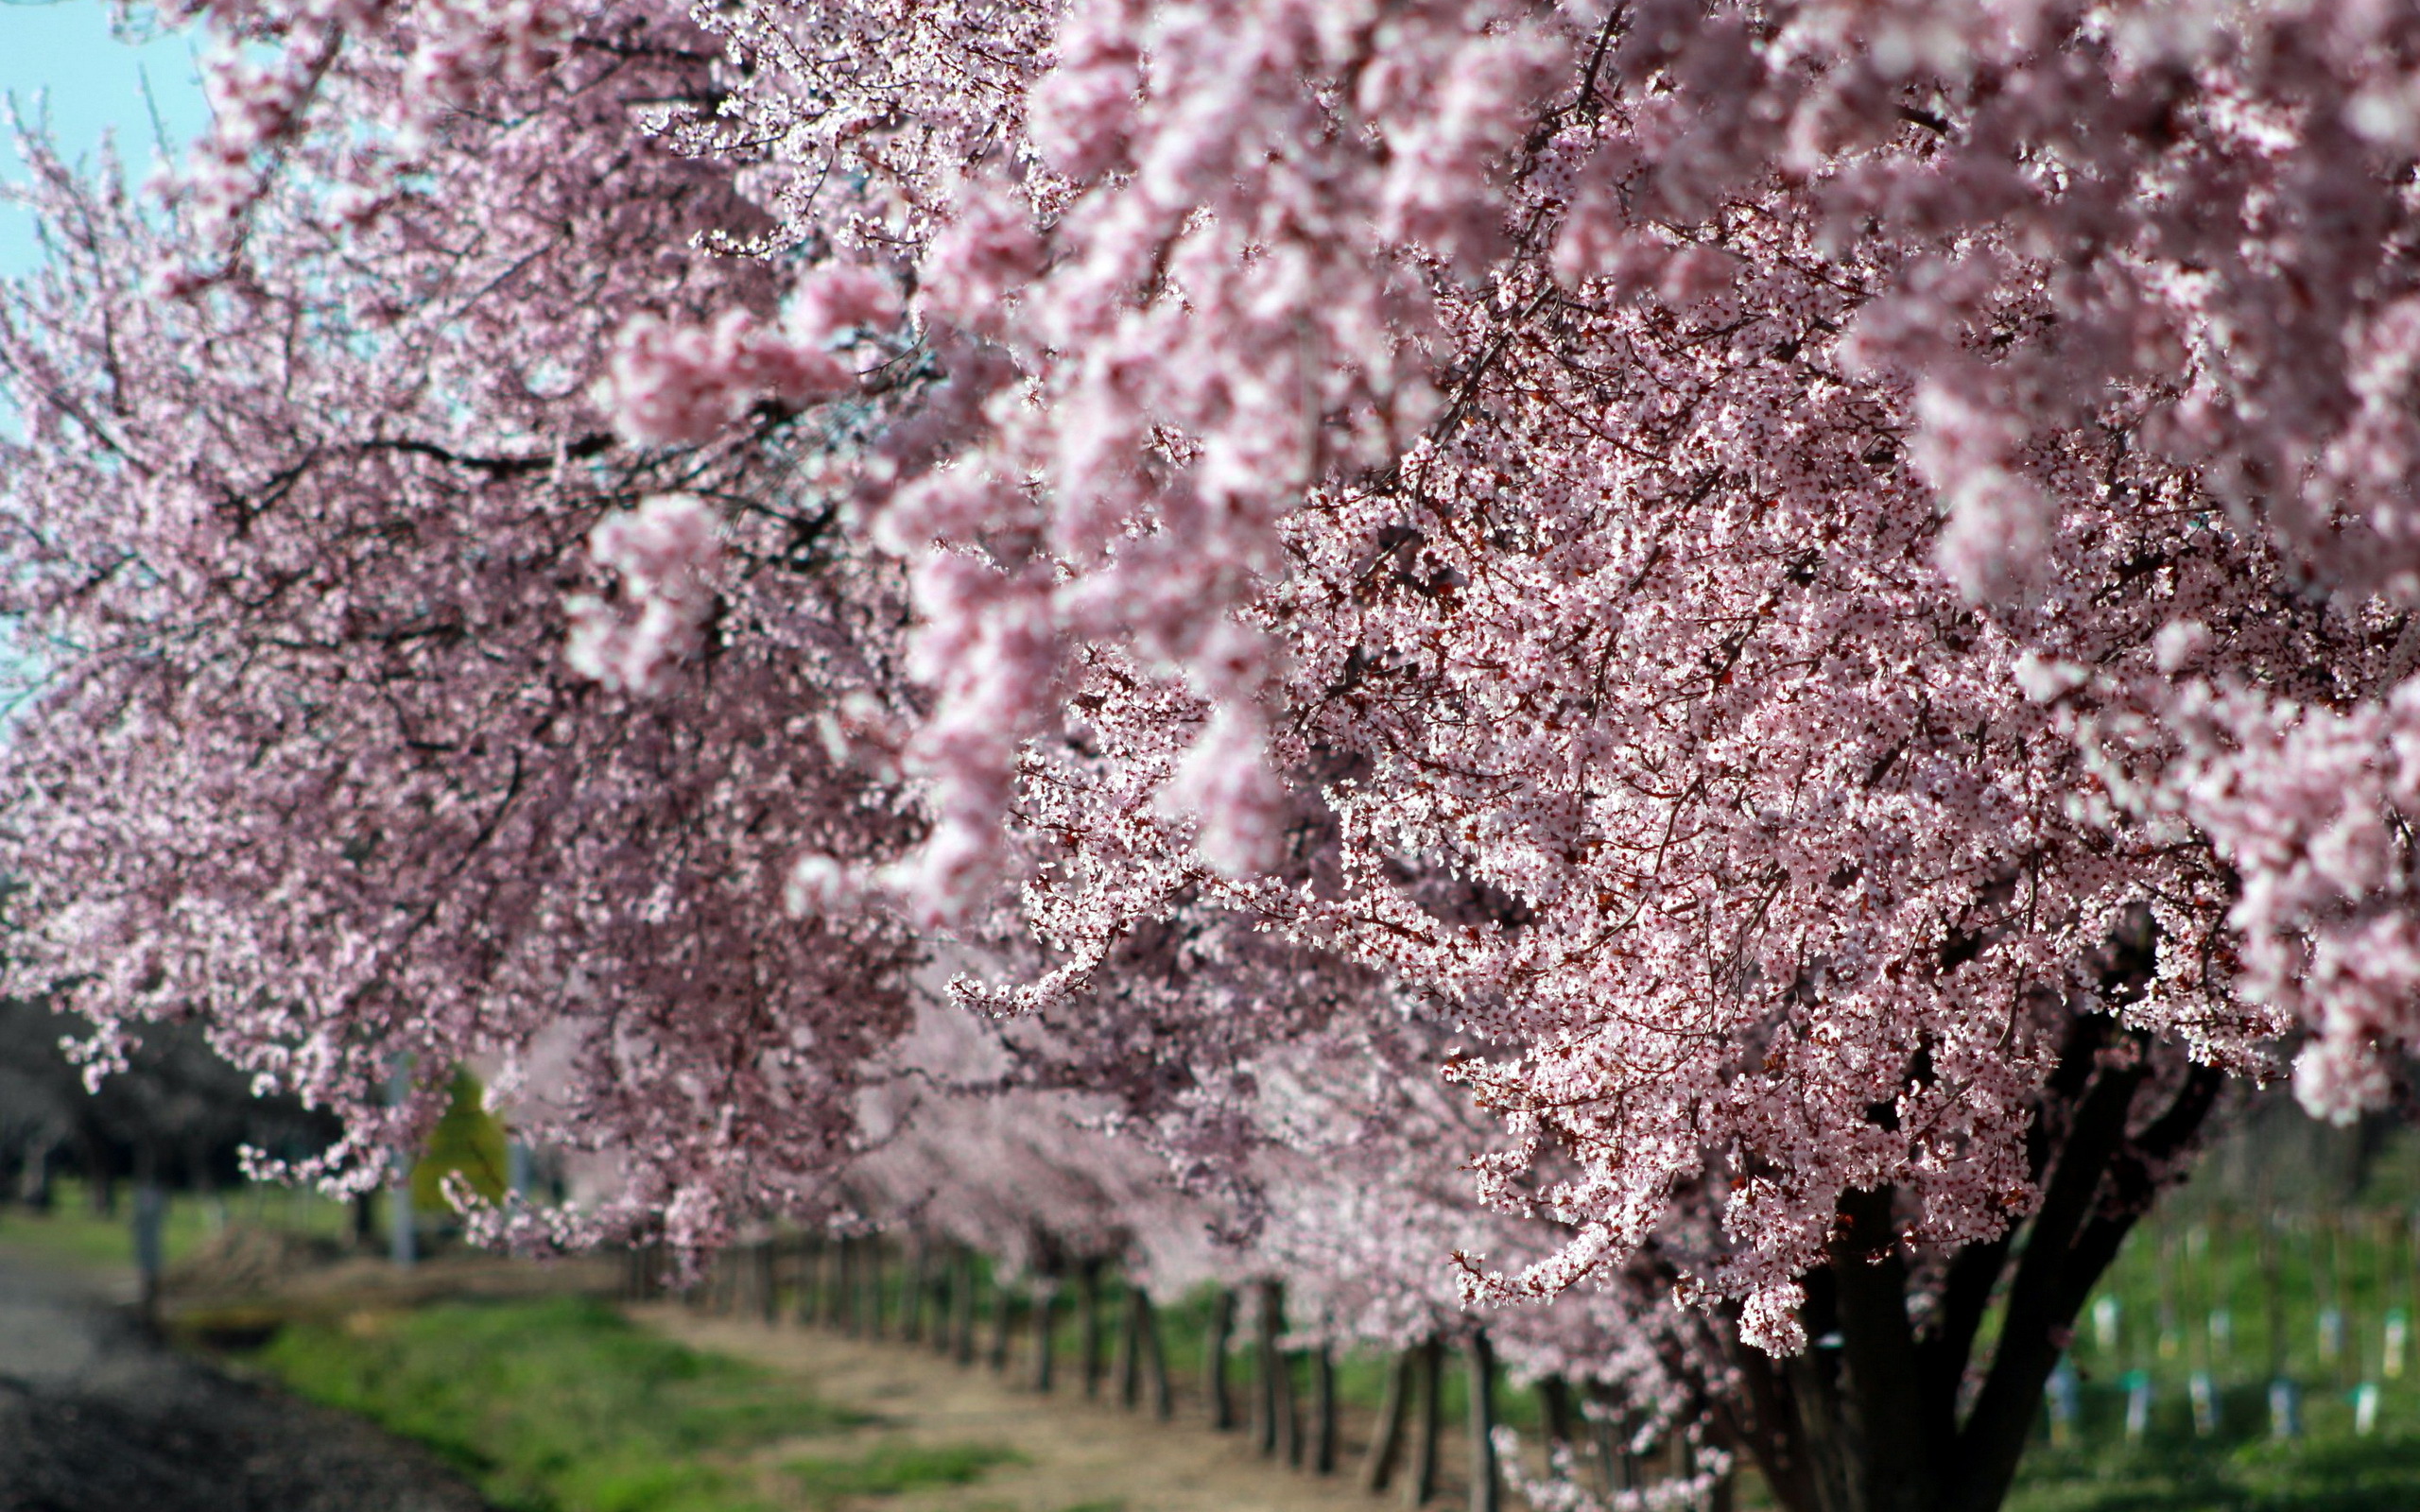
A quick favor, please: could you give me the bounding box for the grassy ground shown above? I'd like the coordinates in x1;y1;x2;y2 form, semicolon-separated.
1996;1133;2420;1511
0;1178;354;1271
784;1442;1026;1509
17;1169;2420;1511
2007;1422;2420;1512
251;1296;886;1512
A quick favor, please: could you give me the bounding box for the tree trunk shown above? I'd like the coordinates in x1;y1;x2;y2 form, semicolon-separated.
1465;1332;1499;1512
1279;1338;1302;1467
757;1240;779;1325
78;1126;115;1217
1311;1344;1338;1474
928;1246;952;1355
1713;1019;2223;1512
828;1237;854;1330
1363;1347;1414;1492
798;1236;824;1324
1588;1384;1639;1498
1205;1287;1238;1431
1031;1280;1060;1393
1146;1291;1174;1419
1253;1279;1284;1457
1079;1261;1107;1398
130;1176;164;1325
953;1247;979;1365
1117;1285;1148;1408
988;1271;1016;1373
1406;1335;1443;1508
1540;1375;1579;1474
901;1239;928;1344
859;1240;885;1338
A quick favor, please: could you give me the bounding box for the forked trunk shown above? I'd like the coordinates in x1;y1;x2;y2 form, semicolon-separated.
1715;1019;2221;1512
1362;1347;1414;1492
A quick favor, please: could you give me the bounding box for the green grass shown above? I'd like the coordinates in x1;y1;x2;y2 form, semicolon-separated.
2009;1421;2420;1511
783;1442;1025;1507
256;1295;866;1512
1994;1125;2420;1512
0;1178;354;1272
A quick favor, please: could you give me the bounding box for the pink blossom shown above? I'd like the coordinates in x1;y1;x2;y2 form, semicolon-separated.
598;311;850;446
564;494;721;696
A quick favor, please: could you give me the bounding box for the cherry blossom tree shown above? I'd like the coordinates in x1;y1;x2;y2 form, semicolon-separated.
0;9;926;1253
10;3;2420;1511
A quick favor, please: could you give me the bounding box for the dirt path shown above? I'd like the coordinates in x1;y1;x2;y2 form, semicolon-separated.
639;1304;1479;1512
0;1253;490;1512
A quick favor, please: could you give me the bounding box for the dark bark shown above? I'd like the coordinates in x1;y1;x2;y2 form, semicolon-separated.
1079;1261;1107;1399
895;1247;919;1335
987;1271;1016;1372
1205;1287;1238;1431
859;1241;885;1339
1253;1279;1284;1457
1466;1332;1499;1512
1032;1280;1060;1393
927;1243;954;1354
1406;1334;1443;1508
827;1236;854;1329
1146;1292;1174;1419
953;1247;979;1365
1937;1053;2207;1512
1726;1014;2223;1512
1588;1383;1640;1497
1363;1347;1414;1492
1539;1375;1578;1463
756;1240;779;1325
1311;1344;1339;1474
1279;1338;1302;1467
1117;1285;1148;1408
797;1236;823;1325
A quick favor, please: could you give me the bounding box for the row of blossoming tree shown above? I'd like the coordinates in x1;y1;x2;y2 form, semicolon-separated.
6;2;2420;1510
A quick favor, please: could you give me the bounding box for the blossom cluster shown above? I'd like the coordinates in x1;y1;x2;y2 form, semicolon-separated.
9;3;2420;1503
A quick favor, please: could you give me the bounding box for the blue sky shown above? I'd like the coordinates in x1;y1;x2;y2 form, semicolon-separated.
0;1;211;277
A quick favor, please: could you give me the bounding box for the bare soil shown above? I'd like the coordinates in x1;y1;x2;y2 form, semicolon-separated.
637;1303;1480;1512
0;1254;491;1512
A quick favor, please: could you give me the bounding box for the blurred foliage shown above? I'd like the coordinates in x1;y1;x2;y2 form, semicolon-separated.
411;1067;509;1212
